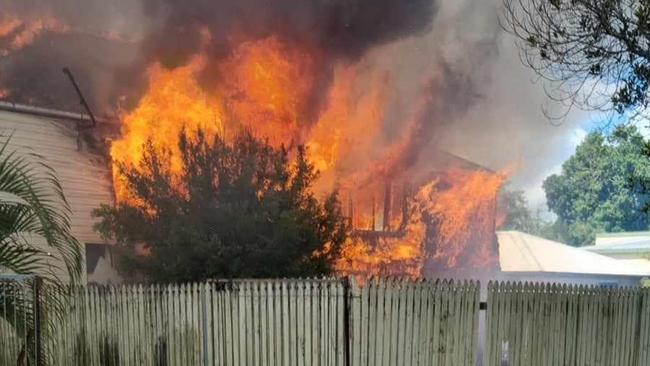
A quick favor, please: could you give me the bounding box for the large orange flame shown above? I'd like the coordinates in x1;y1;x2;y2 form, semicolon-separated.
112;36;389;199
421;169;505;268
218;36;315;146
110;35;507;277
110;56;225;202
335;169;505;278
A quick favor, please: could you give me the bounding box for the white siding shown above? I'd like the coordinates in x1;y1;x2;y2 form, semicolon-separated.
0;109;114;245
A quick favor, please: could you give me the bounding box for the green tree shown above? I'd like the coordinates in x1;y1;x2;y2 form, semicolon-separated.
502;0;650;118
543;125;650;246
94;130;349;282
499;187;564;242
500;188;545;234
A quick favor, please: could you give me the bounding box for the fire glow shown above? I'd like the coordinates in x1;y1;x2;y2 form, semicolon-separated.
107;35;506;277
0;14;69;57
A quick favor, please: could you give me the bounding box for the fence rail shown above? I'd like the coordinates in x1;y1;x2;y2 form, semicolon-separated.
2;278;650;365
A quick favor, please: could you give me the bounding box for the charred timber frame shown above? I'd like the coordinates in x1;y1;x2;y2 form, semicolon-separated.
383;180;391;232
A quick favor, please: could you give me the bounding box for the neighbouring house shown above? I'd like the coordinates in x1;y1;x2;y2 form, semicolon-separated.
497;230;650;286
0;102;121;284
582;231;650;261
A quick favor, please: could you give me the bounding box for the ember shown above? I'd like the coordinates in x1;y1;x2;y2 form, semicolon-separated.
0;14;69;56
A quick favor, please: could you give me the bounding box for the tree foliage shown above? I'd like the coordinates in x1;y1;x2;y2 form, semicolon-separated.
94;130;349;282
543;125;650;246
500;188;545;234
499;187;574;243
502;0;650;118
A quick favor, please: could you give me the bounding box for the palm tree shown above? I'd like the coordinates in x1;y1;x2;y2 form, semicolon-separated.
0;135;82;364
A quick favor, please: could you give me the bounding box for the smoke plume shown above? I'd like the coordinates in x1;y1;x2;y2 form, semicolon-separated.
0;0;144;112
0;0;589;208
141;0;436;65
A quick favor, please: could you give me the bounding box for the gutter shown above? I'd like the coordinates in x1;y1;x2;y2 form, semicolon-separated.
0;100;116;125
585;247;650;255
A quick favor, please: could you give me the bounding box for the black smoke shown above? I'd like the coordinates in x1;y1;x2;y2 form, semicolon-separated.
0;0;438;115
0;0;143;113
140;0;438;123
141;0;436;66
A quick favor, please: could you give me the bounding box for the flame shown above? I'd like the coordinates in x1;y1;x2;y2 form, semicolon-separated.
111;37;320;202
112;36;389;200
335;169;505;278
219;36;315;146
110;56;224;202
421;169;505;268
307;67;388;191
0;19;21;37
110;34;506;278
336;216;426;279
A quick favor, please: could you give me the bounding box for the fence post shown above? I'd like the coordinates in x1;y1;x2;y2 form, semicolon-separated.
202;282;209;366
343;277;351;366
32;276;44;366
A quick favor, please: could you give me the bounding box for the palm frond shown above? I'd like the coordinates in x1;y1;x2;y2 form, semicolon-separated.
0;136;82;283
0;133;83;364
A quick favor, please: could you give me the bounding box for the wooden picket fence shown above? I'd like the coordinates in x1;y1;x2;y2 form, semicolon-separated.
0;276;43;366
4;278;650;365
349;279;480;366
41;278;479;366
45;279;346;366
484;282;650;366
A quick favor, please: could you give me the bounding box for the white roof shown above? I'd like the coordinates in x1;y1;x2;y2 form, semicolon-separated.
595;231;650;246
497;231;650;276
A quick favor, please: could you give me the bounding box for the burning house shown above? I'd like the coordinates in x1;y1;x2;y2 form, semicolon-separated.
336;152;504;279
6;0;647;286
0;0;514;283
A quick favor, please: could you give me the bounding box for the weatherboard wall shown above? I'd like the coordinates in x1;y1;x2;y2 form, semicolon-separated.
0;109;114;244
0;109;115;282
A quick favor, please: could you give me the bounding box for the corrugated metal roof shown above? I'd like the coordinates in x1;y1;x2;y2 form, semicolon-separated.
594;231;650;252
0;109;114;245
497;231;650;276
585;241;650;254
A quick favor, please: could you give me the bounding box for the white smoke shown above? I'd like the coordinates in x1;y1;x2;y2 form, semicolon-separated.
365;0;594;211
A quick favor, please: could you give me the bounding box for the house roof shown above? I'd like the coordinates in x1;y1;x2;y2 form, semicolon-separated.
585;242;650;255
0;100;117;125
584;231;650;255
497;231;650;276
593;232;650;251
596;230;650;238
